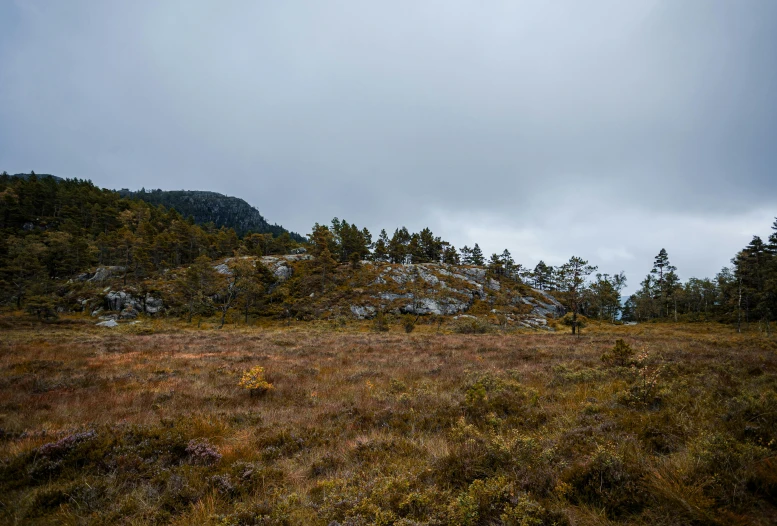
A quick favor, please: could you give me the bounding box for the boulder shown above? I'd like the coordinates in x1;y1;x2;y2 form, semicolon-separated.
105;291;133;311
120;306;139;320
273;265;293;281
104;291;163;314
350;305;376;319
96;319;118;328
144;296;163;314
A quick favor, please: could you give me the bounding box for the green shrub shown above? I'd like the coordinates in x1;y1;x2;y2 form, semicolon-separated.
463;373;542;426
563;444;644;517
453;318;490;334
402;314;417;333
601;339;635;367
372;311;390;332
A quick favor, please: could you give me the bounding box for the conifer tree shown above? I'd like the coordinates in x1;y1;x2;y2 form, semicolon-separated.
442;245;460;265
651;248;678;318
500;249;515;277
388;227;411;264
175;255;218;324
532;260;552;290
459;246;473;265
557;256;597;334
470;243;485;266
373;229;390;261
488;253;504;275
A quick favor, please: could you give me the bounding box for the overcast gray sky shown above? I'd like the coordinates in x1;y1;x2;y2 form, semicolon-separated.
2;0;776;294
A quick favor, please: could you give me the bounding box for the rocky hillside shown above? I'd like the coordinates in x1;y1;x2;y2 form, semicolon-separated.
119;189;304;241
73;256;564;330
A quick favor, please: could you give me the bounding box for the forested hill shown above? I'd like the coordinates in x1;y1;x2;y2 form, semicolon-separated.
118;189;305;241
11;172;62;182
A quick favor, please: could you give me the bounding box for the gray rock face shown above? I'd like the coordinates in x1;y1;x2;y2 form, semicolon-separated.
378;292;413;301
105;291;132;311
104;291;163;315
516;291;564;318
416;267;440;286
273;265;293;281
213;263;231;275
402;297;469;316
88;266;125;283
96;319;118;328
257;256;307;282
460;267;486;282
350;305;376;319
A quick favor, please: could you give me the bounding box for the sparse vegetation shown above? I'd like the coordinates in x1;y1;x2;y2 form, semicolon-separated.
1;317;776;524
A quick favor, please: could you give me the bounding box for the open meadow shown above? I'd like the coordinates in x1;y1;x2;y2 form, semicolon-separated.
1;317;776;525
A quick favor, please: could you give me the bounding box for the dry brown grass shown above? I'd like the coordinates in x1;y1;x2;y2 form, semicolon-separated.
1;315;776;524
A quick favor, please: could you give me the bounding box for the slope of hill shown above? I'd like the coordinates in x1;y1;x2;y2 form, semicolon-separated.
119;189;305;241
10;172;63;182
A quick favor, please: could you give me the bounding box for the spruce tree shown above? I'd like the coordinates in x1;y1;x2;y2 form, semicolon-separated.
471;243;485;266
459;246;473;265
373;229;390;261
557;256;597;334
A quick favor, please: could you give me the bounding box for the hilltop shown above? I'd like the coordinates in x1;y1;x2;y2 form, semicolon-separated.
118;188;305;241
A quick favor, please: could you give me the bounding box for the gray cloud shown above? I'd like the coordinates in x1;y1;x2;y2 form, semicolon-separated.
2;0;776;294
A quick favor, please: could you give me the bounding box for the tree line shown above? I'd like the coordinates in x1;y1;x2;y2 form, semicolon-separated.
2;172;775;331
624;220;777;333
0;173;297;311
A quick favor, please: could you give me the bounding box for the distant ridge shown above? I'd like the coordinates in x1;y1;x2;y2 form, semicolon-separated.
119;188;305;241
10;172;63;181
4;172;302;241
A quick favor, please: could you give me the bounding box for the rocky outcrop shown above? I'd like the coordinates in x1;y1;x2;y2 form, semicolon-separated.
350;305;376;319
260;254;312;282
401;297;469;316
104;291;163;315
340;262;564;326
84;266;125;283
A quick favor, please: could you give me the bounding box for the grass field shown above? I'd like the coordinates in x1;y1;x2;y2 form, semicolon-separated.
1;316;776;525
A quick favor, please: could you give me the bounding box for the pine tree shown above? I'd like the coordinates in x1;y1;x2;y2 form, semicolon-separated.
488;253;504;275
651;248;678;318
388;227;411;264
500;249;515;278
459;246;473;265
442;245;460;265
533;260;552;290
557;256;597;334
470;243;485;266
373;229;390;261
175;255;218;324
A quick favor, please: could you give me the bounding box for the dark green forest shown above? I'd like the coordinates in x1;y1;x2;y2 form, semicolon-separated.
118;188;305;241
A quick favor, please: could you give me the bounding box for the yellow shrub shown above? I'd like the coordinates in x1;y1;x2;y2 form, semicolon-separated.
238;366;274;394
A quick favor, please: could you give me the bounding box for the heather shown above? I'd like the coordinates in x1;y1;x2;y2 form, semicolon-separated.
1;317;775;524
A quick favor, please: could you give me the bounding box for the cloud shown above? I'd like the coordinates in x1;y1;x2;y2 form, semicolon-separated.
1;0;776;295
